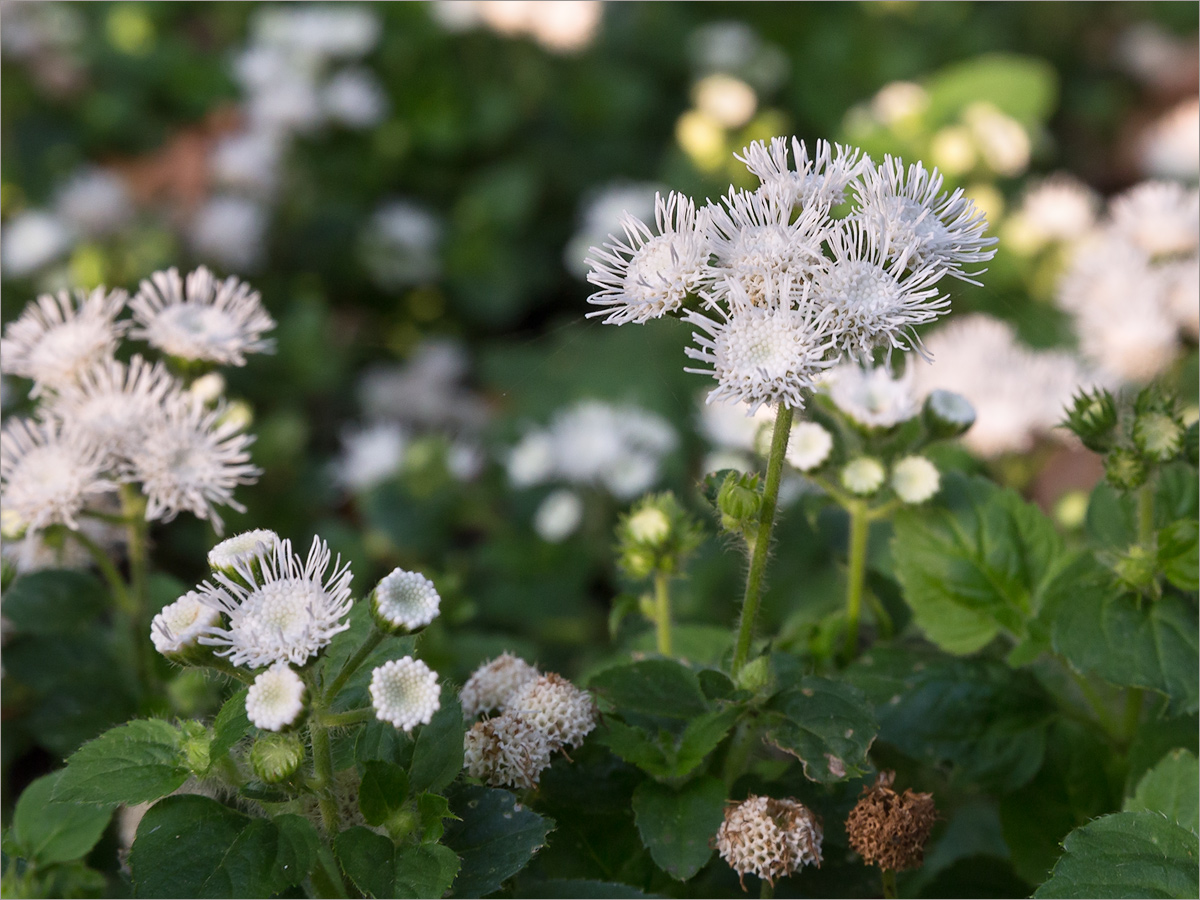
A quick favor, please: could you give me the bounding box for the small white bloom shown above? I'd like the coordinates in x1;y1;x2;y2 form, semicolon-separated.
460;653;541;718
370;657;441;732
841;457;885;495
372;568;441;632
189;196;268;272
360;200;442;288
526;0;602;53
1110;181;1199;259
54;168;134;237
335;422;407;493
534;489;584;542
735;136;871;210
208;529;281;574
246;662;306;731
506;672;597;751
252;4;381;59
824;362;918;429
463;712;554;790
130;266;276;366
507;431;555;487
0;287;128;395
150;591;222;656
871;81;929;126
891;455;940;504
0;417;115;532
1011;174;1099;245
125;393;261;534
211;129;284;198
197;536;354;669
0;210;74;278
694;74;757;129
785;421;833;472
189;372;227;405
323;67;389;128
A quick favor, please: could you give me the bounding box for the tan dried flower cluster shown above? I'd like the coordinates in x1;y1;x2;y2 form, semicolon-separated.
714;795;823;888
845;771;937;871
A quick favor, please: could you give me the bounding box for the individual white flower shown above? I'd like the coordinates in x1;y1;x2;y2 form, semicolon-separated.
197;535;354;668
842;457;885;495
811;219;949;362
189;196;268;272
130;266;276;366
507;431;556;487
735;136;871;210
150;591;222;656
853;155;997;282
586;191;709;325
1110;181;1200;259
628;506;671;545
207;528;281;575
43;355;180;464
323;67;389;128
252;4;381;59
246;662;306;731
53;168;134;237
1138;97;1199;180
526;0;603;53
360;200;442;288
0;287;128;395
334;422;407;493
891;456;940;504
460;654;541;718
698;396;776;455
463;712;554;790
210;129;284;198
785;421;833;472
694;74;757;129
870;81;929;126
506;672;597;751
0;417;115;533
715;795;823;888
0;209;74;279
685;274;835;413
534;489;584;542
823;361;918;429
370;657;441;732
124;393;261;534
1010;174;1100;246
372;568;441;632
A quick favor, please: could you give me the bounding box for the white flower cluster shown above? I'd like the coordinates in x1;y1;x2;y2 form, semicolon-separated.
586;137;996;414
1;271;269;565
715;795;823;888
1056;180;1199;384
461;656;597;790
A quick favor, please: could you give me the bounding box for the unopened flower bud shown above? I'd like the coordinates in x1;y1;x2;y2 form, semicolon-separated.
246;663;307;732
618;492;703;579
715;795;823;888
250;732;306;784
891;456;940;504
180;721;211;775
207;529;280;584
627;506;671;547
718;473;761;522
1061;388;1118;453
842;457;885;496
217;400;254;432
1105;447;1147;491
371;568;441;634
785;421;833;472
1133;411;1184;462
1114;543;1158;595
735;656;771;693
923;390;975;440
150;591;221;661
846;772;937;872
189;372;226;405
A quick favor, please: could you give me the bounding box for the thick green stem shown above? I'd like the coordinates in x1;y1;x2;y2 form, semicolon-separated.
319;707;375;728
1137;483;1155;548
759;878;774;899
731;404;794;679
309;722;341;835
843;501;871;660
325;630;384;700
653;572;672;656
881;868;898;899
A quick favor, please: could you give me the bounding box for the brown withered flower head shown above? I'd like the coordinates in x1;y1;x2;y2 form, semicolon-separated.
715;795;823;889
845;771;938;871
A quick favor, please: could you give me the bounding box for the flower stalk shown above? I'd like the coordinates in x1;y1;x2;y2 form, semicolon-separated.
843;500;871;660
653;571;673;656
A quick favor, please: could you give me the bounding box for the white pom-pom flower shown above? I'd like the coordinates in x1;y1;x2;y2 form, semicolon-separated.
715;795;823;888
534;489;584;542
372;568;441;632
370;657;441;732
505;673;598;751
785;421;833;472
824;362;918;429
150;590;222;656
1110;181;1199;258
246;662;306;732
459;654;541;718
841;457;886;496
891;456;940;504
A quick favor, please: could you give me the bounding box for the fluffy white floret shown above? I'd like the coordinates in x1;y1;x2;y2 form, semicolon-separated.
246;662;306;731
372;568;441;631
151;590;222;656
891;455;940;504
370;657;441;732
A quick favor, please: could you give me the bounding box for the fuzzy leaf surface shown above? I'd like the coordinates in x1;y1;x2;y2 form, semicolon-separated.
410;687;465;794
54;719;188;805
631;775;725;880
1125;750;1199;835
10;772;114;865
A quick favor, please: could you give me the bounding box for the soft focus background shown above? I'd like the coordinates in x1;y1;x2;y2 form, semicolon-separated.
2;0;1197;824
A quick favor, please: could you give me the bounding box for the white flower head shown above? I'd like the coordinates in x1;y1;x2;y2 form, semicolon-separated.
197;535;353;669
534;489;584;542
715;795;823;888
736;136;871;210
151;591;222;656
505;672;598;751
463;712;554;790
54;167;133;237
372;568;441;632
460;653;541;718
842;457;886;496
1110;181;1200;259
189;196;268;273
586;191;709;325
686;274;836;413
785;421;833;472
0;210;74;278
507;431;556;488
853;155;997;283
124;393;261;535
370;657;441;732
208;528;281;576
824;361;919;429
130;266;276;366
246;662;306;731
891;455;940;504
812;219;949;362
334;421;407;493
323;67;389;128
1;417;116;533
1013;174;1099;245
0;287;128;395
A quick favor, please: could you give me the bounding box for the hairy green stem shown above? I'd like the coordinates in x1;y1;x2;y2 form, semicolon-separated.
881;868;898;899
843;501;871;660
319;707;375;728
309;722;341;835
200;656;256;685
732;403;794;679
653;571;673;656
326;630;384;700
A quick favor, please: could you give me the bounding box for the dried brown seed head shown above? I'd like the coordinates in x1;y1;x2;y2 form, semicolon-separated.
845;771;937;871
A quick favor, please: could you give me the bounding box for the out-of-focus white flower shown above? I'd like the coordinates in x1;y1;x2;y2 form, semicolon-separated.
189;372;227;405
197;535;353;668
1110;181;1199;259
693;74;757;129
252;5;381;60
370;657;441;731
130;266;276;366
963;102;1030;177
506;672;597;751
1162;258;1200;339
785;421;833;472
446;440;485;481
54;168;133;237
208;528;281;576
246;662;306;731
565;181;662;279
372;568;441;632
823;362;918;429
189;196;269;272
0;0;82;59
334;422;407;493
124;394;261;534
0;210;74;278
428;0;480;32
1116;22;1198;93
841;457;885;495
534;489;583;542
0;287;128;395
716;795;823;888
527;0;602;53
1009;174;1100;247
460;653;540;718
356;340;488;434
463;712;553;789
891;455;940;504
1;514;122;574
211;129;285;198
871;81;929;127
0;417;115;533
360;200;441;288
151;591;222;656
507;431;556;487
1138;98;1200;181
323;67;388;128
698;396;776;455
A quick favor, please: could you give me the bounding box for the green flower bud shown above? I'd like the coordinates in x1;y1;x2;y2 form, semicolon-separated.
1133;411;1184;462
718;473;762;523
735;656;771;694
250;732;306;784
180;721;212;776
1105;447;1147;491
627;506;671;547
1113;543;1158;596
1061;388;1118;453
622;548;657;581
922;390;976;440
616;492;704;580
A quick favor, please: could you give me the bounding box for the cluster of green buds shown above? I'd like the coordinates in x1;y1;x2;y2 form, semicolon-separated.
616;492;704;582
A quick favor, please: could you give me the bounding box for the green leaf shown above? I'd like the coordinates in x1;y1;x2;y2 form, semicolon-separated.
335;828;396;899
210;688;250;763
588;659;710;721
130;796;317;897
395;844;460;899
925;53;1058;127
444;785;553;898
1053;574;1199;714
55;719;189;805
892;476;1079;655
418;792;456;843
1159;520;1199;592
519;878;658;898
1033;811;1199;898
10;772;114;865
1127;715;1199;793
599;706;739;780
1;570;108;635
359;761;409;827
762;676;877;783
410;687;464;794
1125;750;1199;834
356;719;414;769
631;776;725;880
